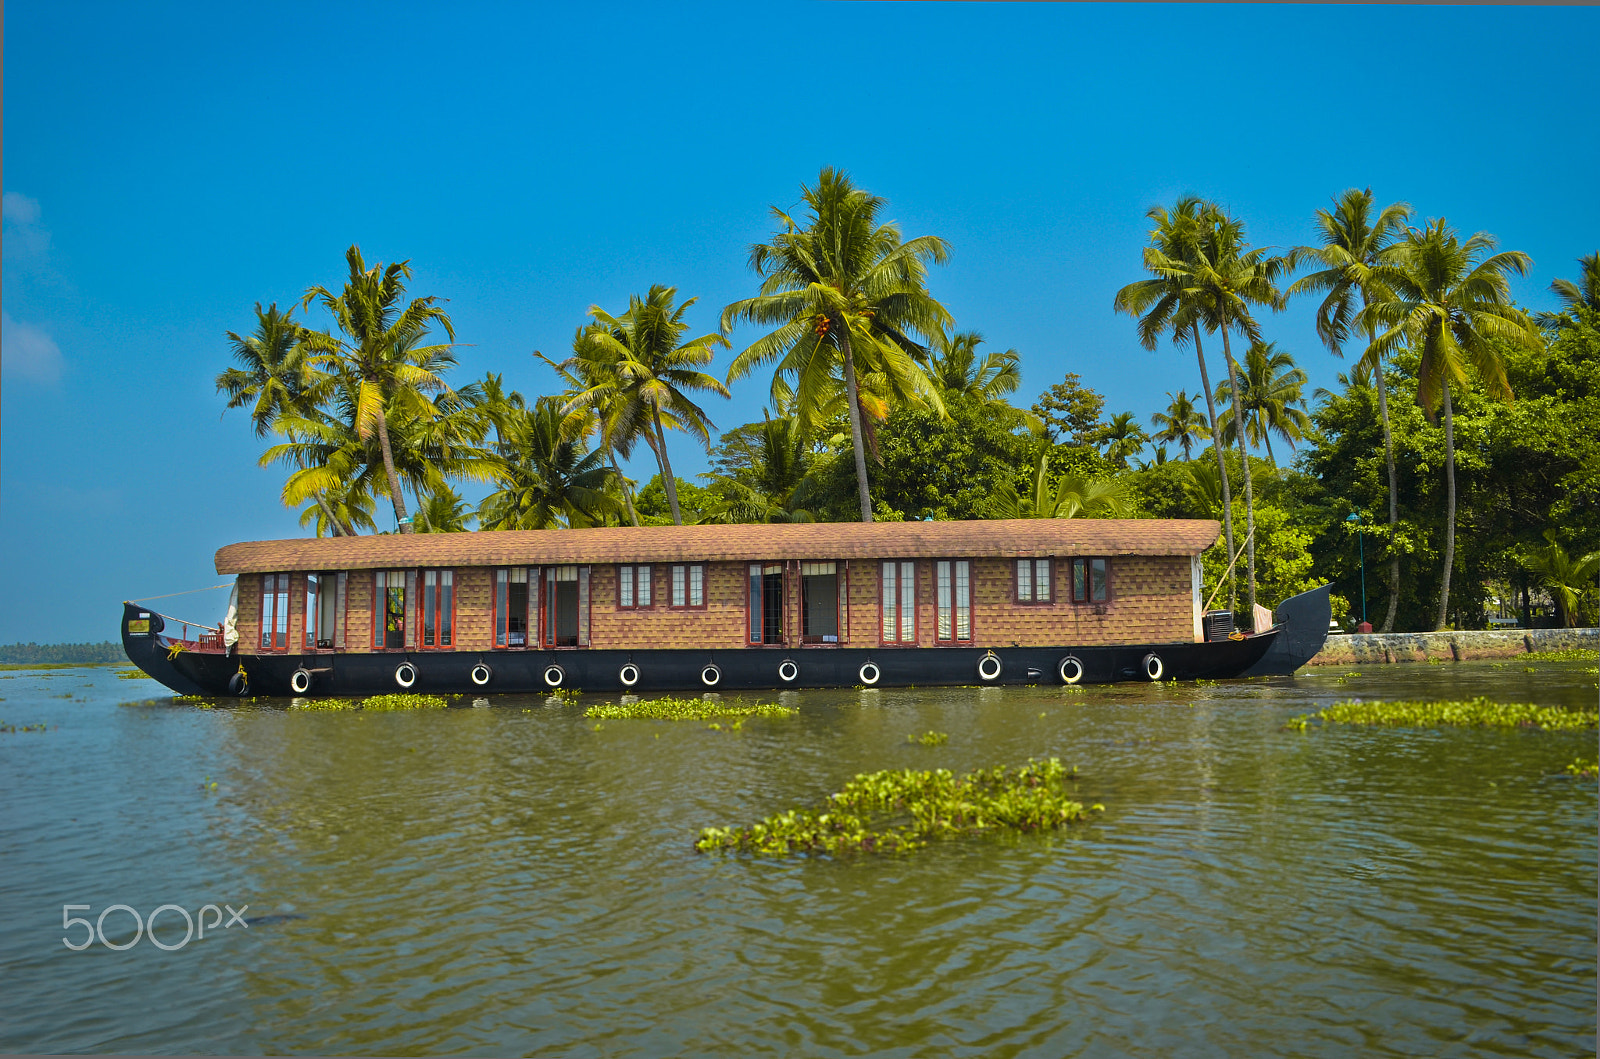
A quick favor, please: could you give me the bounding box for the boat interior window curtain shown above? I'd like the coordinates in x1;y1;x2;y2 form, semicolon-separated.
260;573;289;650
334;572;348;649
422;570;454;648
936;560;972;642
1016;558;1052;603
671;564;705;608
619;565;652;609
881;561;916;644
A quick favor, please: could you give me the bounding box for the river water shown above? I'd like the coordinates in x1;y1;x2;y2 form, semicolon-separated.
1;661;1595;1057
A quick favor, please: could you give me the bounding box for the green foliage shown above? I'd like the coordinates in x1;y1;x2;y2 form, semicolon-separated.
1523;648;1600;662
1289;696;1596;731
0;642;124;665
1031;372;1107;445
584;696;797;721
636;474;717;525
908;730;949;746
695;758;1095;857
291;694;450;711
1565;757;1597;780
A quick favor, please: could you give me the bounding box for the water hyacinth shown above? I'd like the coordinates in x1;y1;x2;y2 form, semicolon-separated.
1288;696;1597;732
585;696;797;722
290;694;450;712
1522;648;1599;663
696;757;1097;857
908;731;949;746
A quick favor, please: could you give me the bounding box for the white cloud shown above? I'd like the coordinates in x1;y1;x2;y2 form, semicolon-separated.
3;191;52;262
1;310;65;384
2;192;41;225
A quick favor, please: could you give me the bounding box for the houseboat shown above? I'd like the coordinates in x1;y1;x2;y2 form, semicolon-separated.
120;519;1330;697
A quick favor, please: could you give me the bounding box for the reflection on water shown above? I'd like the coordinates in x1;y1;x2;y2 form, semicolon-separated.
1;662;1595;1057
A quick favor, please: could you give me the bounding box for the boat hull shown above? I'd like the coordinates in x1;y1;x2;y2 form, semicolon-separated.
123;602;1283;696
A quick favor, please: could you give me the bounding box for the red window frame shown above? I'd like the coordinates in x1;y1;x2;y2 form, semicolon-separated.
1070;557;1112;603
935;559;974;644
799;561;842;646
879;560;918;645
617;564;654;610
1014;557;1055;604
260;573;289;652
494;567;535;649
373;570;409;650
418;569;456;648
669;563;707;610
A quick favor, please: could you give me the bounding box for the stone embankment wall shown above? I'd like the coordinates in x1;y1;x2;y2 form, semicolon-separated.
1309;627;1599;665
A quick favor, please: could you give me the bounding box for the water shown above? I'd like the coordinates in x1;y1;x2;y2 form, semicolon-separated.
2;662;1595;1057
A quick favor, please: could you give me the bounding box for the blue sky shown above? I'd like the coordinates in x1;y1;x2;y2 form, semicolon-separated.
3;2;1597;643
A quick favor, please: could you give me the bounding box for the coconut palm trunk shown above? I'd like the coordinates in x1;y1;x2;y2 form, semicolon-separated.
1218;320;1257;618
373;404;414;533
1436;383;1457;631
650;410;684;525
1193;325;1237;613
607;447;641;527
1373;359;1401;632
837;322;874;523
312;492;350;536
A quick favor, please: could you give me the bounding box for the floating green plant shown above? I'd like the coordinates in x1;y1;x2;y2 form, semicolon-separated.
547;687;581;704
1565;757;1597;779
1523;648;1599;662
695;758;1097;858
1287;696;1597;732
908;730;948;746
115;668;150;680
1;721;49;733
290;694;449;712
585;696;796;722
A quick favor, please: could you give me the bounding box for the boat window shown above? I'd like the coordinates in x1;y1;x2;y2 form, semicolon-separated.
936;560;972;642
618;565;652;609
670;564;705;608
496;567;532;647
1072;558;1111;603
881;561;917;644
747;563;784;644
801;562;839;644
421;570;454;648
306;573;338;649
261;573;289;650
1016;558;1053;603
374;570;408;649
544;566;589;647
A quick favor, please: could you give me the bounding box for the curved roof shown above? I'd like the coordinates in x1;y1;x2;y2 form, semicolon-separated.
215;519;1221;575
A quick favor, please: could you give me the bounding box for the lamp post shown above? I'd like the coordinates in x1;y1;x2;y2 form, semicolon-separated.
1345;512;1368;631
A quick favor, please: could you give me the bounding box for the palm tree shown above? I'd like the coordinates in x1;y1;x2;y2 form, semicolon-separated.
723;168;952;522
1536;251;1600;329
701;413;818;524
1362;220;1542;629
1114;196;1240;611
1287;188;1412;630
217;302;360;535
537;349;642;527
564;285;730;526
1100;411;1150;470
478;399;619;530
1214;341;1312;466
217;302;313;435
301;245;458;534
1149;390;1211;460
1147;203;1286;619
414;485;472;532
928;329;1022;403
994;449;1134;519
1522;531;1600;628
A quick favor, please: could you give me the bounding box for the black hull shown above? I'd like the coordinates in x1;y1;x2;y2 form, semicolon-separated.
123;602;1286;697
